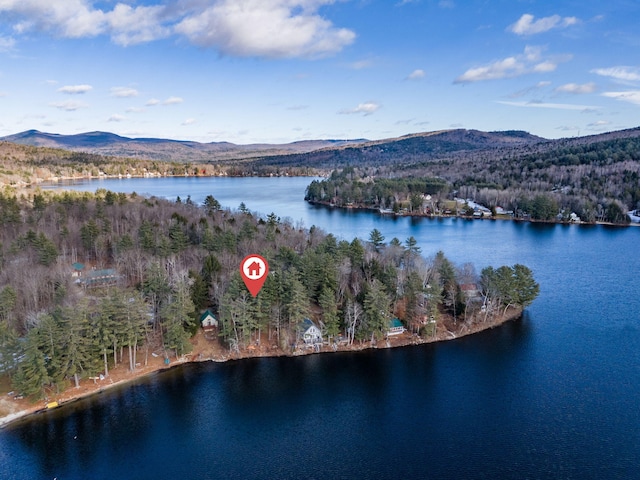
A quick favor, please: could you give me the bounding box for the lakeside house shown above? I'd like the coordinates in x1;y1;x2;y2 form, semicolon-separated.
200;310;218;331
387;318;406;336
299;319;323;345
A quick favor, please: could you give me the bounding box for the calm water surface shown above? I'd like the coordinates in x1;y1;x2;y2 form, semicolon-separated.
1;177;638;479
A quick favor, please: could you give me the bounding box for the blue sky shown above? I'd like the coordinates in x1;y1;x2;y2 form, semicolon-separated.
0;0;639;144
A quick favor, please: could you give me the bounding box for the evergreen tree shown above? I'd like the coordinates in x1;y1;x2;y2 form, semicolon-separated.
138;220;156;253
362;279;392;340
0;320;20;377
403;271;425;334
80;219;100;256
93;300;116;377
368;228;385;252
160;275;195;358
143;262;171;328
319;286;340;341
13;330;50;399
169;222;190;253
0;285;17;326
283;271;311;329
203;195;221;214
57;303;100;388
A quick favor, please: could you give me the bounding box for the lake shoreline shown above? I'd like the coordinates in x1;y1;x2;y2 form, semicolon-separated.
0;307;522;429
305;199;639;227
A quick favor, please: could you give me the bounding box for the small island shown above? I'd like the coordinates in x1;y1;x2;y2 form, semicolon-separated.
0;189;538;428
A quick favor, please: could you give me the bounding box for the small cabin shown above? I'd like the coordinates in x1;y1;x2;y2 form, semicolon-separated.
387;318;406;336
71;262;85;278
200;310;218;331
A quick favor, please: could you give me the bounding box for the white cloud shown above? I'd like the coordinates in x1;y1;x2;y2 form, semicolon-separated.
339;101;380;115
601;91;640;106
181;118;196;126
0;0;169;46
0;35;15;51
146;98;160;106
455;46;570;83
50;100;88;111
406;69;425;80
0;1;354;58
349;59;374;70
162;96;183;105
107;114;125;122
532;61;557;73
105;3;170;46
58;84;92;94
509;13;579;36
591;66;640;83
554;82;597;94
497;100;599;111
126;106;145;113
587;120;611;127
111;86;139;98
174;0;355;59
456;56;524;83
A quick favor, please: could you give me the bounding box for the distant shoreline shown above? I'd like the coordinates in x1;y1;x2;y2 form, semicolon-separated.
305;199;639;227
0;307;523;429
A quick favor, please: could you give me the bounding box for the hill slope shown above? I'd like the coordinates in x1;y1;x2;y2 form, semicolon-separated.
1;130;366;162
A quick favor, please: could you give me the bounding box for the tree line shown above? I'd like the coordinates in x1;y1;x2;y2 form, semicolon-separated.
0;188;538;399
305;166;633;223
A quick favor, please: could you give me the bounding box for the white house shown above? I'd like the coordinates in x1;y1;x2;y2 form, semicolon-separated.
200;309;218;331
299;318;323;345
387;318;406;336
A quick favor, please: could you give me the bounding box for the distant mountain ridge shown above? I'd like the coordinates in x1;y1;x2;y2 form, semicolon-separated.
0;130;368;162
251;126;640;168
3;126;640;167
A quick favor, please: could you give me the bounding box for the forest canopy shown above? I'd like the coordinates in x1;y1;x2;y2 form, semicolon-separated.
0;188;538;399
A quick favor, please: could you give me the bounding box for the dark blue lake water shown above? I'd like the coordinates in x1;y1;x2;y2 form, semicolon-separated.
2;177;639;479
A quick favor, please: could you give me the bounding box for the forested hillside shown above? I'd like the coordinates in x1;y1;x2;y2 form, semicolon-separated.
0;189;536;399
304;130;640;223
0;141;318;186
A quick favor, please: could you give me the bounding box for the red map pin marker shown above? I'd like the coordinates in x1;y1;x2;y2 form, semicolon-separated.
240;254;269;297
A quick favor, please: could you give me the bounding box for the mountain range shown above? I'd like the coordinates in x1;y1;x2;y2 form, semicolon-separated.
0;130;367;162
2;126;640;169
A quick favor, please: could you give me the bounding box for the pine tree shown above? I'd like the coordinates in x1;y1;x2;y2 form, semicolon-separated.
0;320;20;377
363;279;392;340
160;274;195;358
13;331;50;399
93;302;116;377
57;303;100;388
283;271;311;329
319;286;340;341
368;228;385;252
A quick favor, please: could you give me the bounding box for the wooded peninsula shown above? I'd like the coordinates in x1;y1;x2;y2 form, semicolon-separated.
0;188;539;425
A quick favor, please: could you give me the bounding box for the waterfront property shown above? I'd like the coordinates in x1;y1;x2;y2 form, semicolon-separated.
200;310;218;331
300;319;323;345
387;318;406;336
